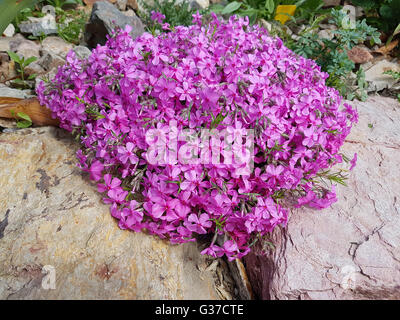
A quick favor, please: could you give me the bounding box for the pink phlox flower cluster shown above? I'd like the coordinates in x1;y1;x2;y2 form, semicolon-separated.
37;14;357;260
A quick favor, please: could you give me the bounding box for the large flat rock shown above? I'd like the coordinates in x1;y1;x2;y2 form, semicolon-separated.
0;127;233;299
244;96;400;300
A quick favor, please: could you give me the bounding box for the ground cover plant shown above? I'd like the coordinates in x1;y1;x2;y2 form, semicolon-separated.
37;13;358;260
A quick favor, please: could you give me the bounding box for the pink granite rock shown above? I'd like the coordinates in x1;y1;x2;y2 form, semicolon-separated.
245;96;400;300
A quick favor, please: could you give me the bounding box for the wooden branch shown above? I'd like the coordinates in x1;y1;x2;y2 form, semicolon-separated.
0;97;59;126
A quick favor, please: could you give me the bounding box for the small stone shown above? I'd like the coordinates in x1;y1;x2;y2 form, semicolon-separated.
364;59;400;92
123;9;135;17
260;19;272;33
318;29;334;41
127;0;138;10
41;36;74;59
73;46;91;60
84;0;117;6
0;53;17;81
24;62;46;77
18;14;58;37
116;0;127;11
9;36;41;59
319;24;337;30
3;24;15;37
41;5;56;17
24;51;65;78
355;6;364;18
0;38;12;52
190;0;210;10
84;1;145;49
39;51;66;71
0;86;32;99
322;0;341;6
347;46;373;64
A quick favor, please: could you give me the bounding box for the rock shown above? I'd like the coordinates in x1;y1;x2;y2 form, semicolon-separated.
3;24;15;38
116;0;127;11
318;29;334;41
0;86;32;99
347;46;374;64
355;6;364;18
190;0;210;10
41;5;56;17
24;62;46;77
0;53;16;81
18;14;58;37
0;118;18;130
41;37;73;59
0;37;13;52
260;19;272;33
73;46;92;60
25;51;65;77
319;23;337;31
0;127;235;299
322;0;340;6
84;0;117;6
9;36;41;59
127;0;138;10
39;52;65;71
123;9;136;17
342;5;356;29
244;96;400;300
84;1;145;49
364;59;400;92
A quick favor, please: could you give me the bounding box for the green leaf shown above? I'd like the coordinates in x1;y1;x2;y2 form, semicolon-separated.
63;0;80;4
350;0;376;11
17;112;32;122
299;0;323;11
11;78;25;84
221;1;242;15
265;0;275;13
0;0;38;35
7;50;21;64
210;4;225;14
16;120;32;128
24;56;38;66
393;23;400;37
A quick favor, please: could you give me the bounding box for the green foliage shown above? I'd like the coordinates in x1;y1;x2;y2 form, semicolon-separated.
8;0;86;44
294;0;326;23
57;10;88;44
139;0;203;32
10;110;33;128
384;69;400;80
40;0;83;9
211;0;325;25
12;6;46;33
384;70;400;102
7;51;37;85
351;0;400;34
316;169;348;187
0;0;39;34
284;8;381;99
